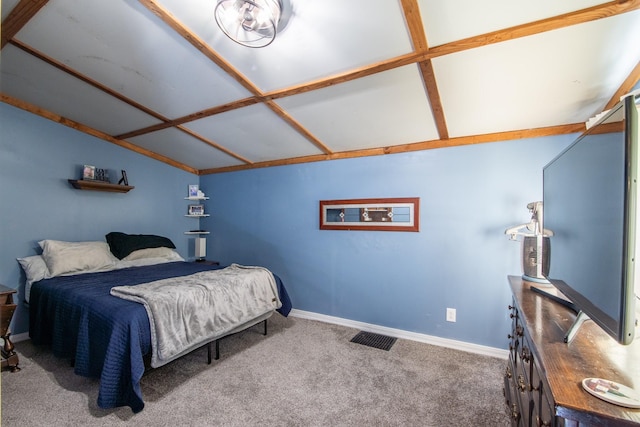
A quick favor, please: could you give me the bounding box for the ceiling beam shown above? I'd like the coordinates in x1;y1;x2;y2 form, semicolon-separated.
605;59;640;111
0;0;49;49
17;0;627;155
138;0;262;97
400;0;449;140
8;40;254;165
266;53;421;101
176;126;254;165
5;0;635;175
10;39;170;123
137;0;328;156
427;0;640;59
1;93;199;174
265;101;333;155
2;82;584;177
418;60;448;140
400;0;428;53
115;97;262;140
265;0;640;103
200;123;584;175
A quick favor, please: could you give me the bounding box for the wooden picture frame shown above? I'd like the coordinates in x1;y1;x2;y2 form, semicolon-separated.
319;198;419;232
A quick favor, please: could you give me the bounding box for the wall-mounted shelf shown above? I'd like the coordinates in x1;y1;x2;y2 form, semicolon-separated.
184;187;208;261
68;179;134;193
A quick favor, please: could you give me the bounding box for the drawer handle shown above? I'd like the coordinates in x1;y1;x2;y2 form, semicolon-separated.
536;415;551;426
511;404;521;421
504;365;512;379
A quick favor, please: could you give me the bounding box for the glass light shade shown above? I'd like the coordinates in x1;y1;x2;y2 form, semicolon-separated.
214;0;282;48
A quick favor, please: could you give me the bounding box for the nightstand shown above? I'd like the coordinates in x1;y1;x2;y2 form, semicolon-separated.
0;284;20;372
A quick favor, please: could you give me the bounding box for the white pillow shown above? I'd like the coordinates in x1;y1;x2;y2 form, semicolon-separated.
122;247;184;262
17;255;51;285
39;240;118;277
17;255;52;303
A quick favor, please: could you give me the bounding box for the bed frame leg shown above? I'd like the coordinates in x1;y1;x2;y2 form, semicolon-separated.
207;340;220;364
206;319;268;364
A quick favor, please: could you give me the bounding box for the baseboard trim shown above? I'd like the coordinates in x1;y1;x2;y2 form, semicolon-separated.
6;332;29;343
10;312;509;359
289;309;509;359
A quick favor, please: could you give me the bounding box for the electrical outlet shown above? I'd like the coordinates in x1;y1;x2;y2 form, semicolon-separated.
446;308;456;322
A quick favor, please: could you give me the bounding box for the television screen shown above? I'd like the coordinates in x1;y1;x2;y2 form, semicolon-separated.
543;95;638;345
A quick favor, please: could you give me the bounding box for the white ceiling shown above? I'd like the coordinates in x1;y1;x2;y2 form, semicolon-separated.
2;0;639;174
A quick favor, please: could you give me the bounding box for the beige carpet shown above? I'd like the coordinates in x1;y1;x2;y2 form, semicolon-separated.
1;314;509;426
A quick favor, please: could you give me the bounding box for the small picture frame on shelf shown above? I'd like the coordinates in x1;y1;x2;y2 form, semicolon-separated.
188;204;204;216
95;168;110;183
83;165;95;180
118;170;128;186
188;185;199;198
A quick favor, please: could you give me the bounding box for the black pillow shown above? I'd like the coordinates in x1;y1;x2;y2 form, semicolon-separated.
106;232;176;260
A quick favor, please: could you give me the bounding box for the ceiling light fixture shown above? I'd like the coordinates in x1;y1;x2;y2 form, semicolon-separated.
214;0;283;48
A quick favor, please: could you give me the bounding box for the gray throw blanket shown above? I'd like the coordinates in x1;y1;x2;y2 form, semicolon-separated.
110;264;281;368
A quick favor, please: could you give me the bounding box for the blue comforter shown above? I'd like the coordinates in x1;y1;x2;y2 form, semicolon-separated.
29;262;291;413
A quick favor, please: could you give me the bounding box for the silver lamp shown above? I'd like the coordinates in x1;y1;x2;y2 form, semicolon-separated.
505;201;553;284
214;0;283;48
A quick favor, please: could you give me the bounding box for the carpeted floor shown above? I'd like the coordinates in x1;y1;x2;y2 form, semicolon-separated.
1;314;510;426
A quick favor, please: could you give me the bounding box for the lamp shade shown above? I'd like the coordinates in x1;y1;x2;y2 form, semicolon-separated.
214;0;282;48
195;237;206;260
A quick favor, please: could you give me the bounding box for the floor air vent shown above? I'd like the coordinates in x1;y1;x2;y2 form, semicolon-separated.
350;331;396;351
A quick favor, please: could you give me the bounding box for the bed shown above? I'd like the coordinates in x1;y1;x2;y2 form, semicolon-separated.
19;235;291;413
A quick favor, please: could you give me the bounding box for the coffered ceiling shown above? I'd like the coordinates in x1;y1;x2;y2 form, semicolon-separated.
2;0;640;174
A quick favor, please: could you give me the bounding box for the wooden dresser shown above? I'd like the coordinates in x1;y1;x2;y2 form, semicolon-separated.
504;275;640;426
0;284;20;372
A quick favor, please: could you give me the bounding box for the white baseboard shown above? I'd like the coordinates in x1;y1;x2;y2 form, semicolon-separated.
9;311;508;359
289;309;509;359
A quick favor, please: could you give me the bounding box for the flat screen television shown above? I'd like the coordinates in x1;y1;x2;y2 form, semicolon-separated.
542;94;639;345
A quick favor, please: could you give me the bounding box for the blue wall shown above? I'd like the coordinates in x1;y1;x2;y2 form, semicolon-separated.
1;100;578;349
0;103;198;334
200;135;575;348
